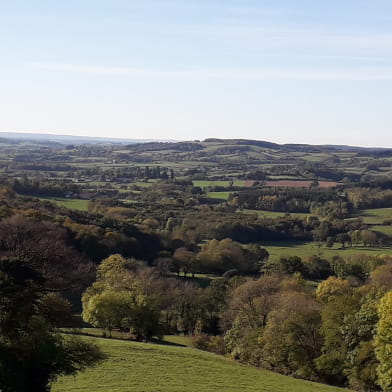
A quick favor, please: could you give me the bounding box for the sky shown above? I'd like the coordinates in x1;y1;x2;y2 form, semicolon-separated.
1;0;392;147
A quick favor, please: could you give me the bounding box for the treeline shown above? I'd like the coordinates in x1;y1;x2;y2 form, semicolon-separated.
96;165;175;181
232;187;348;214
12;163;73;171
232;186;392;216
80;252;392;391
4;178;80;197
347;188;392;209
218;264;392;391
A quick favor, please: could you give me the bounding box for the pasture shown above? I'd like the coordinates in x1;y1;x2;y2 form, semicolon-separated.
39;197;90;211
264;241;392;260
360;208;392;224
207;191;232;200
52;335;349;392
193;180;254;188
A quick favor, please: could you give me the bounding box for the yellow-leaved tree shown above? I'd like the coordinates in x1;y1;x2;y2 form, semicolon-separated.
82;254;162;340
375;290;392;391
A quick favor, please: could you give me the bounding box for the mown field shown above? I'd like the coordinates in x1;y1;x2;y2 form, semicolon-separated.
52;336;349;392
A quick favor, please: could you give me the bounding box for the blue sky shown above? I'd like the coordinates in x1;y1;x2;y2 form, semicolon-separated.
1;0;392;146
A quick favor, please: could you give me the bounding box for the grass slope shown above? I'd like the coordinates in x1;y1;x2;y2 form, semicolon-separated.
53;336;349;392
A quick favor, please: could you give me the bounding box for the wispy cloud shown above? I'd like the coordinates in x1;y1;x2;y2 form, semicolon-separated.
32;62;392;81
181;24;392;53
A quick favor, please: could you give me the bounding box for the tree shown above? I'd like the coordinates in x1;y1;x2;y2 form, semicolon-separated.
316;277;350;304
223;275;283;365
375;291;392;391
343;290;381;391
0;258;102;392
361;230;379;247
265;256;308;275
303;255;333;280
371;263;392;291
315;292;359;385
326;236;335;248
197;239;259;274
336;233;351;248
82;254;163;340
0;215;94;290
261;291;322;380
173;247;197;277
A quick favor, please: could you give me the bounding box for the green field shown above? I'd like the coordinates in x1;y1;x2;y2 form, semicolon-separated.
373;225;392;235
264;241;392;260
193;180;252;188
207;191;231;200
52;336;349;392
360;208;392;224
239;209;311;219
39;197;90;211
134;181;154;188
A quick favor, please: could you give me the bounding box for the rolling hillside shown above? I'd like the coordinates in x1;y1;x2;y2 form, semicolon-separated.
52;336;350;392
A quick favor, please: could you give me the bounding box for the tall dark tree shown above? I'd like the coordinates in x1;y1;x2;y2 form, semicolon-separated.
0;258;103;392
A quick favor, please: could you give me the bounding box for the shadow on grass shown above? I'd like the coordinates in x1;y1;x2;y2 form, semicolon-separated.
150;338;187;347
263;241;308;248
61;329;187;347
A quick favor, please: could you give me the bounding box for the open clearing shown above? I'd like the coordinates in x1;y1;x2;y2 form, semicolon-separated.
52;335;349;392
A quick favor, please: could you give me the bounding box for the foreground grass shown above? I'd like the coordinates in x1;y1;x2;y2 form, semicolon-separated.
52;336;349;392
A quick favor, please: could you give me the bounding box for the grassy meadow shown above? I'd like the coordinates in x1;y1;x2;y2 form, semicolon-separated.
52;335;350;392
39;197;90;211
264;241;392;260
193;180;254;188
207;191;232;200
360;208;392;224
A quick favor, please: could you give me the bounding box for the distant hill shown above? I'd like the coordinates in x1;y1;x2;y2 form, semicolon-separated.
0;132;390;151
0;131;173;145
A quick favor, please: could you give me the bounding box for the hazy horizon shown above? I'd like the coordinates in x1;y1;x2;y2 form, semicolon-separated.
3;129;392;148
1;1;392;147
